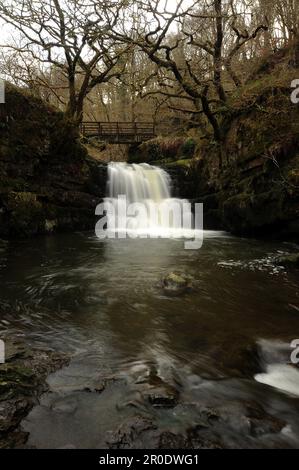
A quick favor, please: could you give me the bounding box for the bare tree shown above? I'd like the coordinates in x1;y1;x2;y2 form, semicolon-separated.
0;0;294;138
0;0;131;123
105;0;268;150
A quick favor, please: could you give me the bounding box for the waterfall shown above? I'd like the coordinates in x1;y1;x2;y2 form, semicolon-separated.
107;162;171;204
104;162;197;240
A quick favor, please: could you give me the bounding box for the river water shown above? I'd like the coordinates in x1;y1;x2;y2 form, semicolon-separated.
0;163;299;448
0;232;299;448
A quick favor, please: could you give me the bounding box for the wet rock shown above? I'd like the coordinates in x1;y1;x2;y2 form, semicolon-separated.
211;338;262;378
107;414;217;450
143;377;179;408
244;402;285;438
147;390;178;408
0;340;69;448
217;400;285;441
107;411;223;450
107;416;157;449
133;367;180;408
107;398;286;449
186;429;223;449
275;254;299;269
0;84;107;239
158;422;223;449
79;377;108;395
0;397;32;434
51;397;78;414
84;379;106;394
170;402;284;449
161;272;194;296
158;432;190;449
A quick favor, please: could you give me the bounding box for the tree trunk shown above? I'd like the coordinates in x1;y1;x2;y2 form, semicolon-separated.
214;0;226;103
199;91;223;168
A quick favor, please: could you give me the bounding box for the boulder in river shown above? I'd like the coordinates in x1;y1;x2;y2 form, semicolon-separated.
161;272;194;296
275;254;299;269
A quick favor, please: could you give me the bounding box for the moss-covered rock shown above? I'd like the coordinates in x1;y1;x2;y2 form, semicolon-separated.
162;272;194;296
0;84;107;239
129;136;196;164
184;40;299;238
275;253;299;268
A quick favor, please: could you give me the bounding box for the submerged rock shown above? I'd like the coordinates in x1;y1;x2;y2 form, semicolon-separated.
157;432;191;449
217;401;285;440
106;415;157;449
106;414;220;450
51;397;78;414
106;408;223;449
275;254;299;269
107;396;287;449
244;402;285;438
210;338;262;378
84;379;106;394
0;340;69;448
161;272;194;296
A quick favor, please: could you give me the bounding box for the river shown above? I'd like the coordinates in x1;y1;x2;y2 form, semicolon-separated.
0;232;299;448
0;162;299;449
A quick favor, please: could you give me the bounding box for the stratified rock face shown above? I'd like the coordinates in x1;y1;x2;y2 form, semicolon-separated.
0;84;107;239
190;40;299;239
127;43;299;239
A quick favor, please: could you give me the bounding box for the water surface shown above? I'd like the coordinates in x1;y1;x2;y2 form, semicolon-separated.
0;233;299;448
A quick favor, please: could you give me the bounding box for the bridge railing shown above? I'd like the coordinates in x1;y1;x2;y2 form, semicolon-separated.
80;121;156;143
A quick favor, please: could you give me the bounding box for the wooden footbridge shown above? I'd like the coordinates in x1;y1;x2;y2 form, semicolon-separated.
80;121;156;144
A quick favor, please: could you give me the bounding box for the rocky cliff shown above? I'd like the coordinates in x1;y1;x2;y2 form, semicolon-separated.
0;84;106;238
134;40;299;240
194;39;299;238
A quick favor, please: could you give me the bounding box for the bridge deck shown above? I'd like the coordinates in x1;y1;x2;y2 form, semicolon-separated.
80;121;156;144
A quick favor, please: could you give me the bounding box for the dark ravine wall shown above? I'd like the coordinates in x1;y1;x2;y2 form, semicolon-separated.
134;40;299;240
0;84;107;239
193;40;299;238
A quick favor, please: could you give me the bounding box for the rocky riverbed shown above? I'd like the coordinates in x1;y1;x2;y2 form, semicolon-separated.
0;234;298;449
0;340;69;448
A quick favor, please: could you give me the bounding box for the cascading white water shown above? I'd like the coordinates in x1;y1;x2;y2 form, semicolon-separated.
108;162;171;203
105;162;196;238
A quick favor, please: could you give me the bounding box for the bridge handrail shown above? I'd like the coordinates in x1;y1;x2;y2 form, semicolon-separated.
80;121;157;143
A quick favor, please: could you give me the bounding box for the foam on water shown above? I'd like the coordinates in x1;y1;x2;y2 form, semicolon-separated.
255;364;299;397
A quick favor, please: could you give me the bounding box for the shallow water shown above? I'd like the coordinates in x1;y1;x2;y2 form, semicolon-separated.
0;232;299;448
